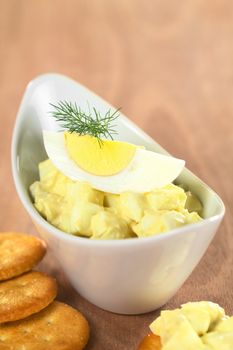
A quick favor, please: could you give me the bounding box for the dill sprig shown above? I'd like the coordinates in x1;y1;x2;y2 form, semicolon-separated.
49;101;120;144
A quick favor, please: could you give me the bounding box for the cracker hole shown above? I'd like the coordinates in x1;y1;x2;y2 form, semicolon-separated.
22;329;30;334
19;282;27;287
0;337;6;342
43;337;51;342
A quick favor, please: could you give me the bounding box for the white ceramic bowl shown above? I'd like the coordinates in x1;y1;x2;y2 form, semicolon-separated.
12;73;225;315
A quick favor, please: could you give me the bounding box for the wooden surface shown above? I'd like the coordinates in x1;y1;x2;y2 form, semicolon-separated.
1;0;233;349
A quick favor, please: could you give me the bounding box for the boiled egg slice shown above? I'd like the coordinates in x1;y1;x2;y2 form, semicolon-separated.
43;131;185;194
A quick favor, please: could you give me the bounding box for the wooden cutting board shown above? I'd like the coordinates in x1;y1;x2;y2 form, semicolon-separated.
0;0;233;348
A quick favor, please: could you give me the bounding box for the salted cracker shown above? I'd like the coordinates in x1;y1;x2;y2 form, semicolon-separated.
0;271;57;323
0;232;46;281
0;301;89;350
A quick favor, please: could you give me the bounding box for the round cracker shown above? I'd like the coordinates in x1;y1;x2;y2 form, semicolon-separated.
0;271;57;323
0;301;89;350
0;232;46;281
138;333;161;350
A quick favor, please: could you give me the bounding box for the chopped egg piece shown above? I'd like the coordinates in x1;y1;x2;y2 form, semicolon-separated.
181;301;225;335
119;192;147;222
202;332;233;350
185;191;203;214
214;317;233;332
91;211;134;240
132;210;187;237
68;202;103;237
146;184;187;211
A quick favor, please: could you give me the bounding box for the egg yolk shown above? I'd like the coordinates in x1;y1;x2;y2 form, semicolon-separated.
64;132;137;176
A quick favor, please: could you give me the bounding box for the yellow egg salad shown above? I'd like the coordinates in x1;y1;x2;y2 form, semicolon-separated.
31;102;203;239
30;159;202;239
149;301;233;349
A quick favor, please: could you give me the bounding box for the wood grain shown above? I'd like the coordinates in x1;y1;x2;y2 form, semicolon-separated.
0;0;233;349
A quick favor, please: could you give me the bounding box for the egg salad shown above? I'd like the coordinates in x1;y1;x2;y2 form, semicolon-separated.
147;301;233;350
30;159;202;239
30;102;203;239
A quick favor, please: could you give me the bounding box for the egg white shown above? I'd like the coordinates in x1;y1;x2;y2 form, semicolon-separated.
43;131;185;194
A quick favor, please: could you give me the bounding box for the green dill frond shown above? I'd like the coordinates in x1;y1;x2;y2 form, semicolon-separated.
49;101;120;144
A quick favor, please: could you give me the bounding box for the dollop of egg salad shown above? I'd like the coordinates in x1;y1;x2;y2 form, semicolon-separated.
149;301;233;350
30;101;202;239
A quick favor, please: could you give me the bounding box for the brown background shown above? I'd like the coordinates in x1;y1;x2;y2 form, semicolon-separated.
1;1;233;349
